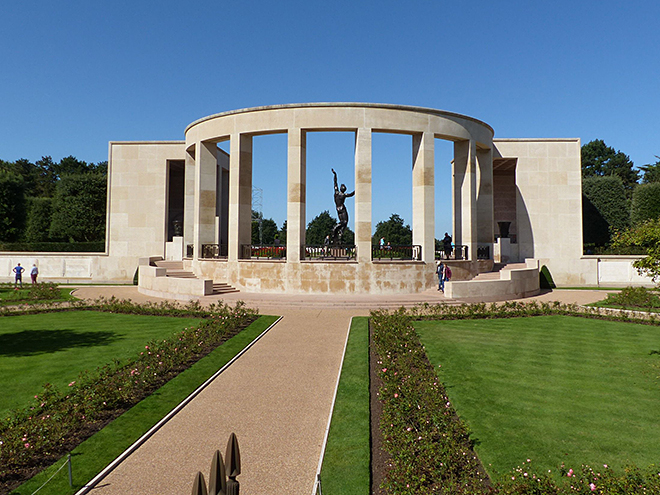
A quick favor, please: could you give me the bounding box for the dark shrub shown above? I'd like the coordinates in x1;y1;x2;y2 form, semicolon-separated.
631;182;660;225
582;176;630;246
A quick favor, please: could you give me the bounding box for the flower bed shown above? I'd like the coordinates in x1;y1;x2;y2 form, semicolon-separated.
0;300;257;492
0;282;70;305
371;303;660;494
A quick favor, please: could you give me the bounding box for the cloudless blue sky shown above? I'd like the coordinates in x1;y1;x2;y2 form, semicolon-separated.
2;1;658;236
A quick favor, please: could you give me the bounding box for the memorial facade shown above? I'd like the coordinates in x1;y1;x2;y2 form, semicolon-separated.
5;103;647;294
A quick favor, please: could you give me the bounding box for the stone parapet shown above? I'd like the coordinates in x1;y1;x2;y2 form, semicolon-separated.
445;259;540;301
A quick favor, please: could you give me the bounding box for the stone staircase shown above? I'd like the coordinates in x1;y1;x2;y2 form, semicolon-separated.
154;260;239;295
212;282;240;295
471;262;527;281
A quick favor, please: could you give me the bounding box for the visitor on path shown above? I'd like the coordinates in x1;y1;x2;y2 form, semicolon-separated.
442;232;453;259
31;264;39;284
379;237;385;249
13;263;25;288
436;261;452;292
436;261;445;291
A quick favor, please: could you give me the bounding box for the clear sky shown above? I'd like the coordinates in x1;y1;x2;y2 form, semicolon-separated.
1;0;658;238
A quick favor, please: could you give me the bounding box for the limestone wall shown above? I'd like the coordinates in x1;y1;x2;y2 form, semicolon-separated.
193;259;436;295
105;141;186;280
493;138;593;286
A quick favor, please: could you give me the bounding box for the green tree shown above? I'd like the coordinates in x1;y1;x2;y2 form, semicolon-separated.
0;169;27;242
631;182;660;225
49;173;107;242
24;197;53;242
582;176;630;246
52;155;91;179
34;156;58;197
581;139;639;196
279;220;287;243
261;218;278;244
373;213;413;246
640;156;660;184
306;210;336;245
251;211;278;245
611;218;660;283
305;210;354;245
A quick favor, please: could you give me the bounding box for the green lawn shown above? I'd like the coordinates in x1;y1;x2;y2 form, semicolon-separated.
13;314;278;495
0;311;203;415
416;315;660;477
320;316;370;495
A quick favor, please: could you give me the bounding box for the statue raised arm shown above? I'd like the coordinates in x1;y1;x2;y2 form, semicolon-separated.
331;169;354;243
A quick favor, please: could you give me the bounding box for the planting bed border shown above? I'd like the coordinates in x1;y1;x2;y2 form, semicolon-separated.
320;300;660;495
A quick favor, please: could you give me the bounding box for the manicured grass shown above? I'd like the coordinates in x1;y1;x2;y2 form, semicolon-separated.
320;317;370;495
415;315;660;477
0;286;75;306
12;314;279;495
0;311;203;415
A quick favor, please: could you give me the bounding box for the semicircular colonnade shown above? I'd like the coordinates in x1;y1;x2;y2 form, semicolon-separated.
182;103;496;294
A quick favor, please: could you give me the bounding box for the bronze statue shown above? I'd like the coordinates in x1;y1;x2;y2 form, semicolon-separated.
332;168;354;243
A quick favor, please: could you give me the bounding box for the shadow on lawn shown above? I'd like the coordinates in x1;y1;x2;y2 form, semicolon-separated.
0;329;119;357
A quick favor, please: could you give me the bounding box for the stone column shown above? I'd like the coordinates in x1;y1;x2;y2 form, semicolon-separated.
193;141;217;260
183;147;195;253
286;128;306;262
354;128;372;263
228;134;252;261
412;132;435;262
476;147;494;252
453;140;477;260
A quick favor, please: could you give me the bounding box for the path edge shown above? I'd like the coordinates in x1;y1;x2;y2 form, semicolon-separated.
74;315;283;495
311;316;354;495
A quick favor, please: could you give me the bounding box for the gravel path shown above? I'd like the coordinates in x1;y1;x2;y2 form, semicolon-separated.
86;308;367;495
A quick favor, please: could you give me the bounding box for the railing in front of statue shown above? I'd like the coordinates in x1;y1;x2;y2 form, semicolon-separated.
241;244;287;259
372;245;422;261
305;245;356;260
435;245;469;260
200;244;228;259
477;244;490;260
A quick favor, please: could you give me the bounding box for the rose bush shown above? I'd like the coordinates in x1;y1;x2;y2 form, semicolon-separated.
0;300;256;490
372;304;660;494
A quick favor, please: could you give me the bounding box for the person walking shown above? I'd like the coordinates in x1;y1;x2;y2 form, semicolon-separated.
13;263;25;288
30;264;39;284
436;261;445;291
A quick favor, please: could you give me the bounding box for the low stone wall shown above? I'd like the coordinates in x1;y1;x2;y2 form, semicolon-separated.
445;259;540;301
137;263;213;300
0;253;104;284
592;256;655;287
195;259;436;295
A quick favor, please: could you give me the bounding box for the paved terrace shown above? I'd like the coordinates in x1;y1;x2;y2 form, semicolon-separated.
69;287;608;495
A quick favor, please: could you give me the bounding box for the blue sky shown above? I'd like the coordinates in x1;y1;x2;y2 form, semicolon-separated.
1;1;658;237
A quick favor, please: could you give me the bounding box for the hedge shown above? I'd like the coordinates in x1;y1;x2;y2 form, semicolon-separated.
631;182;660;225
0;241;105;252
582;175;630;246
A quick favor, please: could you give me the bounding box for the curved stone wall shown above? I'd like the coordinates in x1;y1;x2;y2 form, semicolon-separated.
182;103;495;294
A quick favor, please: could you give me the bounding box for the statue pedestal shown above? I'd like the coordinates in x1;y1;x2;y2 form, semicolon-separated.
494;237;510;264
166;236;184;261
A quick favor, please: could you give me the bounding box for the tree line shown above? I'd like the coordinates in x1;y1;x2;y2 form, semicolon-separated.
251;209;415;247
0;156;107;248
581;139;660;249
